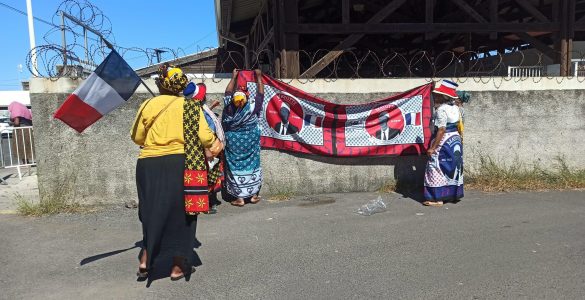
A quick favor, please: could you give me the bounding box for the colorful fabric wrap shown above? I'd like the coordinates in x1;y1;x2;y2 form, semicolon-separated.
424;124;464;201
221;85;264;200
157;64;189;95
183;98;209;214
207;157;224;193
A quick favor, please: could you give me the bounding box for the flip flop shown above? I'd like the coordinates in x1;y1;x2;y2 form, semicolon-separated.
136;267;148;278
250;195;261;204
230;199;245;207
423;201;444;207
170;266;196;281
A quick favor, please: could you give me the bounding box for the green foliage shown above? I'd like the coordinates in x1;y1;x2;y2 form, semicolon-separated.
466;155;585;192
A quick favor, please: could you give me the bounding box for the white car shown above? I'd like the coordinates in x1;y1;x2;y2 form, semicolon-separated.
0;117;13;138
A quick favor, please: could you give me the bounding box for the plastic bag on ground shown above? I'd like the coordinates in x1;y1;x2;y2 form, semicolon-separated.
357;196;387;216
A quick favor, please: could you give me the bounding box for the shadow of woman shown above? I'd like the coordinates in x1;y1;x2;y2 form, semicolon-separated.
79;238;204;287
79;241;143;266
392;146;427;204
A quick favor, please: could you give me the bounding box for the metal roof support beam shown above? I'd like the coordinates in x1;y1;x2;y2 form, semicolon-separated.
300;0;407;78
342;0;350;24
515;32;557;60
450;0;488;23
280;0;299;78
425;0;435;41
220;34;249;68
514;0;550;22
286;23;560;34
490;0;498;40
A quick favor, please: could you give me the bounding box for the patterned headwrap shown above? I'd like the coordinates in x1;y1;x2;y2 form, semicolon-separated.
232;85;249;108
156;63;189;95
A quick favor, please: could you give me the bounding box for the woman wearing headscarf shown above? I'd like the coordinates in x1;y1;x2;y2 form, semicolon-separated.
221;69;264;207
423;80;464;207
130;64;221;280
8;101;34;164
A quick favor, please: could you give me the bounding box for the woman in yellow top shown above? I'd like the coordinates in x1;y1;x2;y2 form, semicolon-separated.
131;64;220;281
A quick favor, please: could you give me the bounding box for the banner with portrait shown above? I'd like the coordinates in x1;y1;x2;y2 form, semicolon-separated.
237;71;433;157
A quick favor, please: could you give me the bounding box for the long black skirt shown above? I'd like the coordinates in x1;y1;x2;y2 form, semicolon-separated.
136;154;198;269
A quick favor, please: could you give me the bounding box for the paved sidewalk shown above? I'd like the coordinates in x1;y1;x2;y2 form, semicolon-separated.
1;190;584;299
0;167;38;213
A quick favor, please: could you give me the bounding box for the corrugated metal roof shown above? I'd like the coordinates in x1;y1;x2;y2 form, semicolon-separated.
215;0;564;38
135;48;219;76
231;0;266;23
216;0;326;35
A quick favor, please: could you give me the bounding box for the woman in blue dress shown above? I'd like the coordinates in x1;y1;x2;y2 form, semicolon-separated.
221;69;265;206
423;80;464;206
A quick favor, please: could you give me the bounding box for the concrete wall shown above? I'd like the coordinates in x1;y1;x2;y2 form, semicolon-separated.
30;77;585;204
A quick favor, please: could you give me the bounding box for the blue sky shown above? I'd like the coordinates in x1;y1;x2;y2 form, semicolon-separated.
0;0;219;90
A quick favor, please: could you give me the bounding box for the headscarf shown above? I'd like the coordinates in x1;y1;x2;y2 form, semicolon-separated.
183;82;225;143
8;102;32;121
233;85;249;108
155;63;189;95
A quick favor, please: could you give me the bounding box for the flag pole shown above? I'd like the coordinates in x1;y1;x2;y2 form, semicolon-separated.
105;45;156;97
138;78;156;97
60;11;157;98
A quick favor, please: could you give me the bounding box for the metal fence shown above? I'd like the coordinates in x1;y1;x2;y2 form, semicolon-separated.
0;126;36;182
508;66;546;77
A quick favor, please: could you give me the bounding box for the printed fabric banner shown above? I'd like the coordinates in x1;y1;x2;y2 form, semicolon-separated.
237;71;433;157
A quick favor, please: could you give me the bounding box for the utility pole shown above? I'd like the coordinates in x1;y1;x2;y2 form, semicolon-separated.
26;0;38;77
153;48;167;63
17;64;23;83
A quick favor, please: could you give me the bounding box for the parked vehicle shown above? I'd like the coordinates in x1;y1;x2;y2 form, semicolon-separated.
0;117;13;139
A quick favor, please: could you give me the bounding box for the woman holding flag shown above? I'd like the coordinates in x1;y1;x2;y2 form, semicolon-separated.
221;69;265;207
130;64;221;281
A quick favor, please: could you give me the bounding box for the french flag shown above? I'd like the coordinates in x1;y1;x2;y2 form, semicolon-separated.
54;50;141;133
304;114;323;127
404;112;421;126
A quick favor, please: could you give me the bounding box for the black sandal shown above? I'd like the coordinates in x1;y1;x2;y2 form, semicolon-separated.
170;266;196;281
136;267;148;278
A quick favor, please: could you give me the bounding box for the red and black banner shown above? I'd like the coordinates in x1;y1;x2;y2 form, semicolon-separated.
237;71;432;157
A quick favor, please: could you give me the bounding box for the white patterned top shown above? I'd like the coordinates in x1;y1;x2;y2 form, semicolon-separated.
434;104;460;128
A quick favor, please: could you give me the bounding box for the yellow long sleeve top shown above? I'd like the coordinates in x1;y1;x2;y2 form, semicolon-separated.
131;95;216;159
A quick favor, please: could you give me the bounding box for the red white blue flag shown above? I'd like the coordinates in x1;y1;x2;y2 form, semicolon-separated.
237;71;432;157
54;50;141;133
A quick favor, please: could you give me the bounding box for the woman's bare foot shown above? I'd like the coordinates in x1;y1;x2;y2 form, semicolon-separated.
170;257;185;280
139;249;147;269
250;195;261;204
137;249;148;277
230;198;245;207
170;257;195;281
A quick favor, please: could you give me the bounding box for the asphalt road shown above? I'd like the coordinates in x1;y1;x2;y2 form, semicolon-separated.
1;190;584;299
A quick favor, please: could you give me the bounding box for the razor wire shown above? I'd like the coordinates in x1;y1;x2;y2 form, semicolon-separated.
214;48;585;86
25;0;190;79
26;1;585;86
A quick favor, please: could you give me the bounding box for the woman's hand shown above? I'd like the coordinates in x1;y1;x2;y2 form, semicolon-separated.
427;147;436;157
255;69;264;94
209;100;221;110
232;69;240;78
